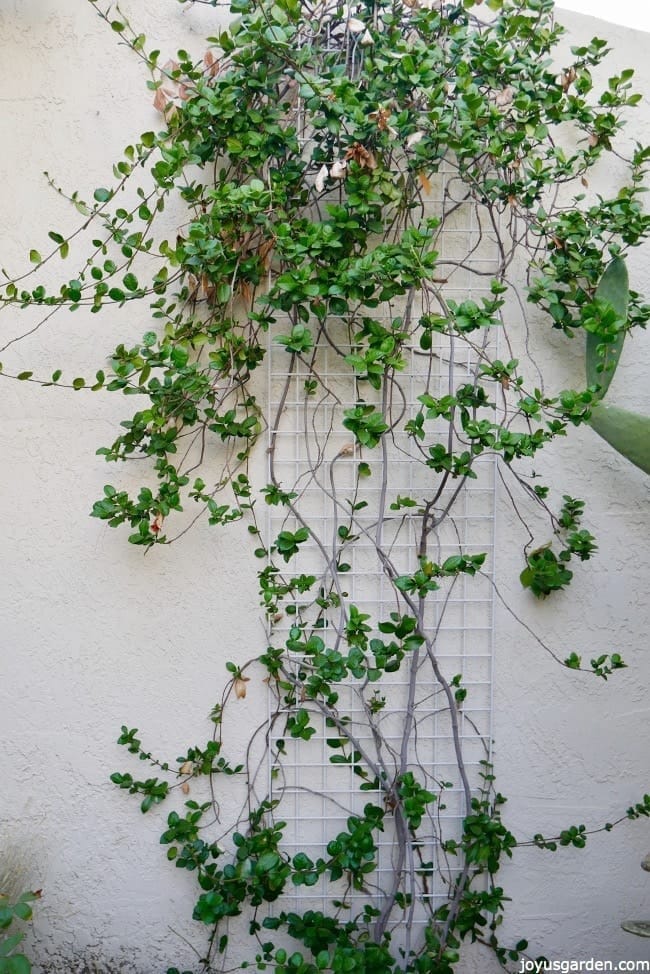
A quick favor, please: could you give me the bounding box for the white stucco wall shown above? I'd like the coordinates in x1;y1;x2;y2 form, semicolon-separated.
494;11;650;966
558;0;650;33
0;2;648;972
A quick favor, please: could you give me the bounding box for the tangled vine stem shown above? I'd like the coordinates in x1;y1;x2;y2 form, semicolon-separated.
2;0;650;971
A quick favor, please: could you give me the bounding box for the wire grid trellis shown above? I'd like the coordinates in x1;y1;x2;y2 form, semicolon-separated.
251;0;501;944
266;176;500;935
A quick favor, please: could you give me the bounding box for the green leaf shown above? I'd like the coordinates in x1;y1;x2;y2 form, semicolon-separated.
93;188;111;203
588;403;650;475
586;257;628;398
256;852;280;872
5;956;31;974
0;934;24;958
29;250;41;264
10;903;31;922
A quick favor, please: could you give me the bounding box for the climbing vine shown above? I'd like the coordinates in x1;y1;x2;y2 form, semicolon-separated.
2;0;650;971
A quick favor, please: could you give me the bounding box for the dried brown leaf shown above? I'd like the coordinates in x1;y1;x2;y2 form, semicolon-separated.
345;142;376;170
560;66;577;92
238;281;253;307
153;87;171;114
369;107;391;132
258;237;275;270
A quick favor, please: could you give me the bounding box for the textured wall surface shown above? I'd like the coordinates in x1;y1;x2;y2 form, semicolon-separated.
0;2;648;971
495;10;650;965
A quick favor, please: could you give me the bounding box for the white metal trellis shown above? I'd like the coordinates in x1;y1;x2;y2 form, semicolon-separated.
266;160;500;939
